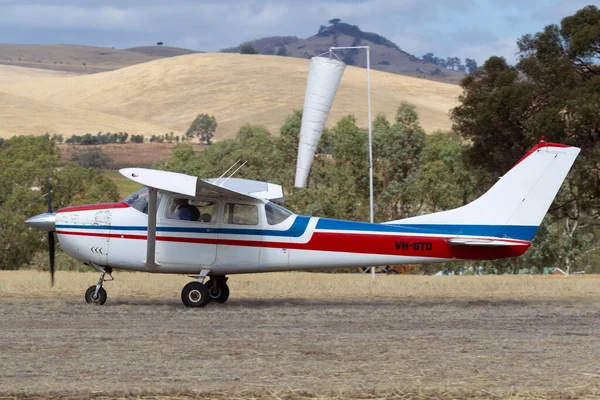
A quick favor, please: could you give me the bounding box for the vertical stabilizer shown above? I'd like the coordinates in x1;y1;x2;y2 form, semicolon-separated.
386;141;580;241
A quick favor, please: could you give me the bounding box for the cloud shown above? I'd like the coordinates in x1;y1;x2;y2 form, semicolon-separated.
504;15;522;27
451;29;497;46
454;38;519;65
0;0;555;62
532;0;591;23
0;3;138;30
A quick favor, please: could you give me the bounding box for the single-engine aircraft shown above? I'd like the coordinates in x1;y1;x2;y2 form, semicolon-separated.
26;139;580;307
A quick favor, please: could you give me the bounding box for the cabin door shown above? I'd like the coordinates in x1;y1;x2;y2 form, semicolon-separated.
155;196;218;269
216;202;262;270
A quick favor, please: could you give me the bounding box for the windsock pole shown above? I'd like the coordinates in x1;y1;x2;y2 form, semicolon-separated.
329;46;373;224
329;46;374;280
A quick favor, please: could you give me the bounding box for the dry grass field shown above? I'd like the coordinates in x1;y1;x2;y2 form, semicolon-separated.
0;44;161;73
1;271;599;399
0;54;461;140
59;143;203;169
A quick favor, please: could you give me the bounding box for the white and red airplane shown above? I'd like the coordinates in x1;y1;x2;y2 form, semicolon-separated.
26;139;580;307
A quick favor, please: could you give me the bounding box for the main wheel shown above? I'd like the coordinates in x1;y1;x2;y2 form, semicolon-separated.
85;286;107;305
206;280;230;304
181;282;210;308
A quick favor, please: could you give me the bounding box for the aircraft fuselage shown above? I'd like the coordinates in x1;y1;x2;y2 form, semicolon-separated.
55;193;530;275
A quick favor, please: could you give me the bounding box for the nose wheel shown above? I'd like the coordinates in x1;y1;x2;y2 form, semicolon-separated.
85;265;113;305
85;286;107;305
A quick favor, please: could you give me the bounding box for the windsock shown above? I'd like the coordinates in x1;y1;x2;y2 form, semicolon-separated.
295;56;346;188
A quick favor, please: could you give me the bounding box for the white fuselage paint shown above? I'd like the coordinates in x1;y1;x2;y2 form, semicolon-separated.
56;195;452;275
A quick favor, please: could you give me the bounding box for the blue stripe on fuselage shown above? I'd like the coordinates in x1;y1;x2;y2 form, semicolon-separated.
56;215;537;241
315;218;538;241
55;216;311;237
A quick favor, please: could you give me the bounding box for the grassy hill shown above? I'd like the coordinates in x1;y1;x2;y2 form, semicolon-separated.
0;90;180;138
0;53;461;139
221;36;301;54
0;44;164;73
124;46;202;57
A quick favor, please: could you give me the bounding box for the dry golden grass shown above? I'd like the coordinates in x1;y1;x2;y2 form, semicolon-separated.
0;64;79;85
2;271;600;399
0;43;160;72
0;53;461;140
1;271;599;300
0;91;181;137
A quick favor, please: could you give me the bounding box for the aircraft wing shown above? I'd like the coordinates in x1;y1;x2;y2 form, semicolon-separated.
120;168;283;202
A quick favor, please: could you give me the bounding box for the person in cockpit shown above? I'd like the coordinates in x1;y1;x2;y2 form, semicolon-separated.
174;198;200;221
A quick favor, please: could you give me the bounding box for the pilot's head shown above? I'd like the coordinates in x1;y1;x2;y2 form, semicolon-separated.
174;198;189;207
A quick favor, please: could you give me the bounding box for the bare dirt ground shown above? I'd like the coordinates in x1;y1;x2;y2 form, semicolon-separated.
59;143;205;169
1;273;599;399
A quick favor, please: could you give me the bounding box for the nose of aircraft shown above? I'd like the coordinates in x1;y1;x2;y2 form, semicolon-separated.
25;212;56;232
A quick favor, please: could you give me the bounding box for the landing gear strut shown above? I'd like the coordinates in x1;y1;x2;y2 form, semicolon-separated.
181;274;230;308
85;265;113;305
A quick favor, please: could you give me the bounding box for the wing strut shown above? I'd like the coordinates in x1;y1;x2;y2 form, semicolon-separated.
146;187;159;268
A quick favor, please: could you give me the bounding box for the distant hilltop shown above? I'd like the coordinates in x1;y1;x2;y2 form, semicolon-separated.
221;20;468;84
0;21;472;84
0;44;200;74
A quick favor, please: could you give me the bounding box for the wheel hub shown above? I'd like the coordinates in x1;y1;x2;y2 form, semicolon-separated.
189;289;202;303
208;286;221;297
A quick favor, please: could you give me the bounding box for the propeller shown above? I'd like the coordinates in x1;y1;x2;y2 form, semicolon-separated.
47;178;55;286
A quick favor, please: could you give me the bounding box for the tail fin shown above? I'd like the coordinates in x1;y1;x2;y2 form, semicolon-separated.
386;140;580;241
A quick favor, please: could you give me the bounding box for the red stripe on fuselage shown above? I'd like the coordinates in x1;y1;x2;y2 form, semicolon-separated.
56;230;531;260
57;202;130;213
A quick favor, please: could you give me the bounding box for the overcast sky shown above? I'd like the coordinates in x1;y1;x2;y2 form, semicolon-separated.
0;0;593;64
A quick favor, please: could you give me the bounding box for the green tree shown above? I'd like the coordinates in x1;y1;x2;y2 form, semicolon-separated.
186;114;217;144
451;5;600;271
0;136;119;270
373;103;427;221
415;131;476;212
465;58;478;73
69;147;113;169
240;43;258;54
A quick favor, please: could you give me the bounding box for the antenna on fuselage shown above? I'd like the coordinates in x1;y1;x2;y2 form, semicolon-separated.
219;161;247;187
214;160;241;186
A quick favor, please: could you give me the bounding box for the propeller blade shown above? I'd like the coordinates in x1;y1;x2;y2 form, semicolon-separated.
48;232;55;286
47;177;54;286
48;231;55;286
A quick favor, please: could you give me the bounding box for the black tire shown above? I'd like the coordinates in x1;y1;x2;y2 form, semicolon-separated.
206;281;230;304
85;286;107;305
181;282;210;308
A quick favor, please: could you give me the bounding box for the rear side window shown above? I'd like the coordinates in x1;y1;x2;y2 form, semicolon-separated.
224;203;259;225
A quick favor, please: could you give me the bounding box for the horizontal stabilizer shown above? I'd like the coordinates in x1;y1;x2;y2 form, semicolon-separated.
446;238;530;247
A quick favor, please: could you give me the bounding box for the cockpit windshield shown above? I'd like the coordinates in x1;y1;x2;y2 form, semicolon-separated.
265;202;293;225
123;187;151;214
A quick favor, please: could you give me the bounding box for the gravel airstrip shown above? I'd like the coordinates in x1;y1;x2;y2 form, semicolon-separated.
1;272;599;399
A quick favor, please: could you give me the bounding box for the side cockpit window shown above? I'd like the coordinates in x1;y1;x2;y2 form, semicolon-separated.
123;188;161;215
166;198;217;223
